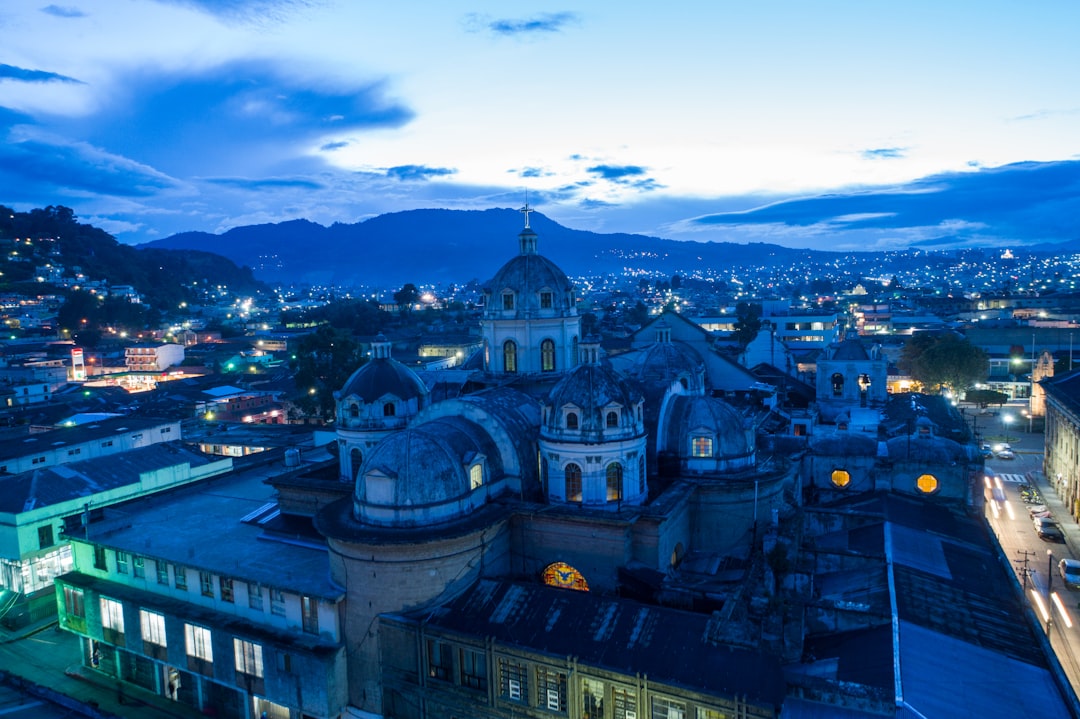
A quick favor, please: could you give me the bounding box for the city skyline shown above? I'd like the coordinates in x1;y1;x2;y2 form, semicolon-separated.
1;1;1079;250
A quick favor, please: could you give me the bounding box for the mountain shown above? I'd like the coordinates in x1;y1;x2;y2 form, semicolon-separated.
143;208;837;286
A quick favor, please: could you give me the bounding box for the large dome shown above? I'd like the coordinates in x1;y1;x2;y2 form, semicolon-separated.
339;358;426;403
483;228;575;318
630;337;705;393
543;362;644;436
353;416;504;527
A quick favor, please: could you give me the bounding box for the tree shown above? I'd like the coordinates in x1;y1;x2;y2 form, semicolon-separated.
900;333;988;394
732;302;762;347
393;283;420;313
964;388;1009;408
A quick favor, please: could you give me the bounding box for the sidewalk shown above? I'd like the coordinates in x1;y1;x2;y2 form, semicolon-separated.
0;617;209;719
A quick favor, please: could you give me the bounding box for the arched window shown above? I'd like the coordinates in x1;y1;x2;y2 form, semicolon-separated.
541;339;556;372
691;436;713;457
502;292;515;310
469;464;483;490
915;474;939;494
349;404;359;418
606;411;618;428
679;377;689;390
540;291;553;309
566;412;579;430
606;462;623;501
383;402;396;417
565;464;583;502
503;340;517;373
831;469;851;487
831;373;844;397
639;456;646;494
351;448;363;479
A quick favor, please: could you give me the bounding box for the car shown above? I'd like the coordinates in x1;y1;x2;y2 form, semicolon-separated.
981;446;994;458
996;449;1016;460
1028;504;1051;518
1034;516;1064;541
1060;558;1080;589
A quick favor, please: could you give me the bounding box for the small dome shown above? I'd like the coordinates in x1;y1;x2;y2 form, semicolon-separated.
484;228;575;318
354;417;503;527
630;340;705;393
543;361;644;435
338;358;427;404
660;394;754;472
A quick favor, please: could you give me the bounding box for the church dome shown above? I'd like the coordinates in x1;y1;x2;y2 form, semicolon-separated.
338;344;427;404
353;416;503;527
483;227;576;318
659;394;755;473
630;335;705;393
543;359;644;438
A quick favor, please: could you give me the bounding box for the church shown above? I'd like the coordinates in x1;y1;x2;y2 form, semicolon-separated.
52;215;1075;719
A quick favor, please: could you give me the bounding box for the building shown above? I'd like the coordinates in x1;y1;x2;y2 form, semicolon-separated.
125;343;185;373
1042;369;1080;515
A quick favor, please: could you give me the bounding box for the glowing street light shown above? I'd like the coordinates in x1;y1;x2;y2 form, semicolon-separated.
1001;414;1014;443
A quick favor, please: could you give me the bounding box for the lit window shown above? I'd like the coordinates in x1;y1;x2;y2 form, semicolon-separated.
613;687;637;719
565;464;583;502
200;571;214;597
583;678;605;718
503;340;517;373
499;658;528;702
140;609;166;647
831;469;851;488
691;436;713;457
101;596;125;639
536;666;567;712
220;576;234;603
234;638;264;678
470;464;483;490
652;695;687;719
606;463;623;501
63;586;85;618
916;474;939;494
185;623;213;662
426;640;453;681
541;339;556;372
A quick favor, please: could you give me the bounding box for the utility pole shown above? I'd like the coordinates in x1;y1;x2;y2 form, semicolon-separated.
1017;549;1036;591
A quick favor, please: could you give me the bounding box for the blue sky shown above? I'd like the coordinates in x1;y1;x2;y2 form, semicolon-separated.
1;1;1078;250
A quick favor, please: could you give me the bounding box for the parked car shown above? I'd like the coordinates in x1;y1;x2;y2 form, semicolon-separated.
1060;558;1080;589
1034;516;1064;541
996;449;1016;460
1028;504;1052;518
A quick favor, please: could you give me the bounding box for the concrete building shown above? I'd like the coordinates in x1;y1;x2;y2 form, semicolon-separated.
125;343;185;373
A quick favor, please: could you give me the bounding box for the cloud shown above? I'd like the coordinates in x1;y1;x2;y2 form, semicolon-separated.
385;165;457;182
204;176;325;190
686;160;1080;246
586;164;647;181
861;147;905;160
40;5;86;18
0;63;82;84
466;11;579;36
320;140;349;151
515;166;554;178
150;0;314;22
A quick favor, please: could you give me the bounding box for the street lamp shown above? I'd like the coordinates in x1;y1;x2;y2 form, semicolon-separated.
1002;414;1014;444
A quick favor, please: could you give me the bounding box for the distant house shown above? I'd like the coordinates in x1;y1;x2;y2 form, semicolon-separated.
125;343;184;372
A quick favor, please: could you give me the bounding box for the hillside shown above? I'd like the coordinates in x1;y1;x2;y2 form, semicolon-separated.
143;208;837;285
0;205;266;308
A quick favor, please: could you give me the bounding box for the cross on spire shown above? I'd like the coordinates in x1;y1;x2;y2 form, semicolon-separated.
519;191;533;229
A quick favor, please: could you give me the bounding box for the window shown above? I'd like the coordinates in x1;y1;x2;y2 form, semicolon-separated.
565;412;578;430
383;402;396;417
582;678;604;719
652;696;686;719
351;448;363;480
697;708;726;719
639;456;646;495
691;436;713;458
565;464;583;503
277;652;293;674
200;571;214;597
349;404;359;418
499;658;528;703
460;648;487;690
540;291;553;309
606;462;623;501
185;623;213;662
606;411;618;428
101;596;125;642
502;292;515;310
426;640;453;681
220;576;234;603
503;340;517;373
67;448;81;456
92;545;107;570
916;473;939;494
613;686;637;719
140;609;166;646
175;566;187;590
156;561;169;585
831;373;844;397
536;666;567;712
133;555;145;578
470;463;484;490
234;638;264;677
301;595;319;634
248;582;263;610
541;339;556;372
37;524;53;549
116;551;129;574
270;589;286;616
63;586;85;618
831;469;851;488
